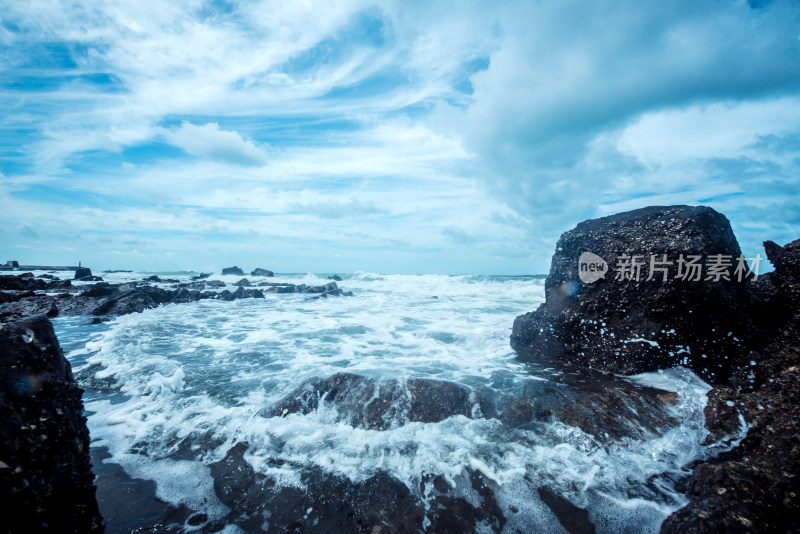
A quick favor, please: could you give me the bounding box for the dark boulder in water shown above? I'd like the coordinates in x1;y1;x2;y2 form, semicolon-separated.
511;205;754;384
233;277;252;287
222;266;244;276
74;266;92;279
210;442;505;534
271;372;478;430
250;268;273;277
328;274;343;281
0;315;103;532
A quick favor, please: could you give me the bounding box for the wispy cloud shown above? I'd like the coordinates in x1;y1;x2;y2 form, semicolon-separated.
0;0;798;273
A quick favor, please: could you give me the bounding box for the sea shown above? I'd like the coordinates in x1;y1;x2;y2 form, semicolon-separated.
46;270;721;533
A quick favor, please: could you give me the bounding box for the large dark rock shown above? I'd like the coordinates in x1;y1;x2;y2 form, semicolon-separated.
271;372;478;430
511;205;755;384
1;274;48;291
0;315;103;532
221;266;244;276
250;268;273;277
662;239;800;533
210;442;504;534
73;266;102;281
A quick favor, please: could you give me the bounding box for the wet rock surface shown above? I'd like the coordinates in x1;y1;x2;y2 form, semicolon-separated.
511;205;757;384
271;372;479;430
0;273;354;321
0;315;103;533
661;238;800;533
208;442;506;534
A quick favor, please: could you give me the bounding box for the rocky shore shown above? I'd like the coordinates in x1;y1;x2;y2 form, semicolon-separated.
512;205;799;532
0;269;352;322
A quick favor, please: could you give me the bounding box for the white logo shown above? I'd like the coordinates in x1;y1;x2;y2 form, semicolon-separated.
578;252;608;284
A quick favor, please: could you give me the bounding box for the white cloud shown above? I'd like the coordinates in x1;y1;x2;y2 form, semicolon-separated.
162;122;267;166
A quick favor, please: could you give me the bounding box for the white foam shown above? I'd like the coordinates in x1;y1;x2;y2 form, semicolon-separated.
61;272;713;532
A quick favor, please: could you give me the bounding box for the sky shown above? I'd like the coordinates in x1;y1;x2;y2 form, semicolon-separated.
1;0;799;275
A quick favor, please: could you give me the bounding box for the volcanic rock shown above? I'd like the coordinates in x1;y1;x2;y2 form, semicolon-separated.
250;268;273;277
511;205;754;384
0;315;103;532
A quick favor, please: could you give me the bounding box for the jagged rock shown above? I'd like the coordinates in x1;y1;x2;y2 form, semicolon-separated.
0;274;47;291
209;442;504;533
222;266;244;276
250;268;273;277
205;280;226;289
0;315;103;532
0;290;36;304
191;272;211;280
271;373;477;430
217;286;265;301
511;205;754;384
662;239;800;533
233;278;251;287
328;274;343;281
0;296;60;320
145;275;162;282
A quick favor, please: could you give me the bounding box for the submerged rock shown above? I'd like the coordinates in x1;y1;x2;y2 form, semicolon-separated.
511;205;754;384
271;372;478;430
0;315;103;532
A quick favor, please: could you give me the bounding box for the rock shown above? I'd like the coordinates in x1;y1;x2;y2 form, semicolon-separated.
0;296;60;320
0;274;47;291
0;290;36;304
0;315;103;532
209;442;504;533
222;266;244;276
79;282;118;298
484;362;680;445
205;280;226;289
145;275;162;282
271;373;478;430
74;267;93;280
218;286;265;301
233;278;251;287
511;205;754;384
250;268;274;277
662;239;800;533
191;272;211;280
328;274;343;281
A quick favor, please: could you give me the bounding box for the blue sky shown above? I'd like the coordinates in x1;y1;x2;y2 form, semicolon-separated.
1;0;799;274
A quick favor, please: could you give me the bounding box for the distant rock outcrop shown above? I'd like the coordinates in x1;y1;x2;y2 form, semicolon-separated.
222;266;244;276
250;268;273;277
0;315;103;533
511;205;755;384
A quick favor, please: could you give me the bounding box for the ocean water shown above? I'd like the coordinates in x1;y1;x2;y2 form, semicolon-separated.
51;272;716;533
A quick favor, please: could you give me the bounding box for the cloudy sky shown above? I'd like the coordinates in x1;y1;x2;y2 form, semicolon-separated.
1;0;799;274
